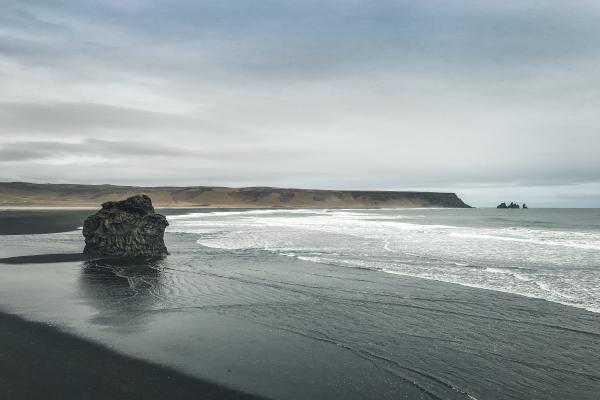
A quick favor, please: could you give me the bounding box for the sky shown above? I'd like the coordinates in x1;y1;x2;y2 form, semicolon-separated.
1;1;599;207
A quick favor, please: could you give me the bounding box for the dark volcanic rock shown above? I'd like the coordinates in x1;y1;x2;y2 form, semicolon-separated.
83;195;169;257
497;201;521;209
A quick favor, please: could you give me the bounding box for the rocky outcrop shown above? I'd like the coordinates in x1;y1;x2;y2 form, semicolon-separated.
83;195;169;257
497;202;521;209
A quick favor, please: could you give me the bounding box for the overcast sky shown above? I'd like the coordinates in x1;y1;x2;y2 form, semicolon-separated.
1;1;599;206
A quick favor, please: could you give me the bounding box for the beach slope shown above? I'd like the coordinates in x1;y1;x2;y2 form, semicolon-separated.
0;312;265;400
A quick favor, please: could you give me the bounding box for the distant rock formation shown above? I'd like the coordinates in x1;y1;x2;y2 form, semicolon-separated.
83;195;169;257
523;203;528;209
497;202;521;209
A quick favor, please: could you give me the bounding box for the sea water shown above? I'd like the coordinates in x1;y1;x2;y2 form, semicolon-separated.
168;208;600;313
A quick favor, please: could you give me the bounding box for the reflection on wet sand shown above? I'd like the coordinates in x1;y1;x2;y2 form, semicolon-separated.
0;253;90;264
79;257;166;332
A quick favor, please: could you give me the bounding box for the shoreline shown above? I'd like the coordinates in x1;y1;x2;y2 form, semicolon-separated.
0;311;267;400
2;245;597;400
1;208;597;315
2;208;598;317
1;249;597;317
382;268;600;315
0;249;597;316
0;205;471;210
1;209;598;399
0;207;465;236
0;208;207;235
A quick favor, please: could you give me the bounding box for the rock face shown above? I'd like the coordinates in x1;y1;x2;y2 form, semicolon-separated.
83;195;169;257
497;202;521;209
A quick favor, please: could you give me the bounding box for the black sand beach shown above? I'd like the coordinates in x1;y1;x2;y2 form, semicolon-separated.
0;210;91;235
0;208;206;236
0;312;265;400
0;209;268;400
1;209;599;399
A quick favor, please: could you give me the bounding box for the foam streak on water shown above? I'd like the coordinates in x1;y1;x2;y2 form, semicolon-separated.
168;209;600;313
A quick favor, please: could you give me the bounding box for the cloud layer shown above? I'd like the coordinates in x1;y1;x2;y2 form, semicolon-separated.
1;1;599;206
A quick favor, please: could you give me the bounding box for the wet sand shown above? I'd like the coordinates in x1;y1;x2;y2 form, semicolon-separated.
0;209;268;400
0;312;266;400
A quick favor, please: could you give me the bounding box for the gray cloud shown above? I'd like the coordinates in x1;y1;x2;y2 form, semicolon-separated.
0;139;191;162
0;138;310;163
0;102;186;133
0;1;599;206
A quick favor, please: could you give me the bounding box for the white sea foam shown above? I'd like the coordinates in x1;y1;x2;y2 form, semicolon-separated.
451;232;600;250
168;209;600;313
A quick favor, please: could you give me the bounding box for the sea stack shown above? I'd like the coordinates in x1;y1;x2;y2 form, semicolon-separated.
83;195;169;257
497;202;520;209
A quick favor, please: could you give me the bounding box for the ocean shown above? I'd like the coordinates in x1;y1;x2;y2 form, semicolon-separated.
169;208;600;313
0;208;599;399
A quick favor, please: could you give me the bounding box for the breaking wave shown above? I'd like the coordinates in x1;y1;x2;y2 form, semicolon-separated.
167;209;600;313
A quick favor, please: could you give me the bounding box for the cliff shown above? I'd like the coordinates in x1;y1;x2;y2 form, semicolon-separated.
0;182;471;209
